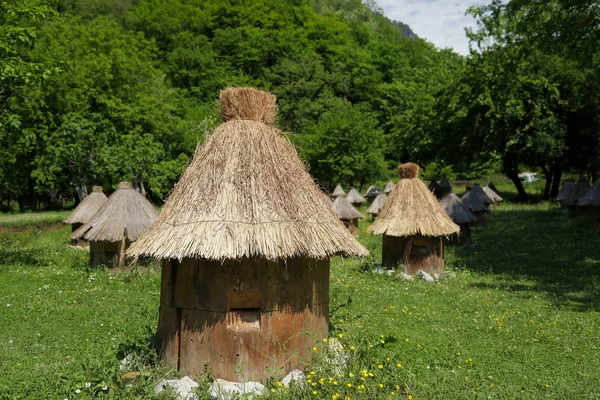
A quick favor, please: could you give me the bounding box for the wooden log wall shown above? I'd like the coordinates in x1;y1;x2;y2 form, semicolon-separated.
382;234;444;275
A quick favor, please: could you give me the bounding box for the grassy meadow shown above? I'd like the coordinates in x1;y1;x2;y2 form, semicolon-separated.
1;197;599;399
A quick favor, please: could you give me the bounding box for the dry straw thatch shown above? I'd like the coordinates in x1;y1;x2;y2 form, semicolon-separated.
71;182;159;242
561;178;591;206
366;193;387;215
483;186;503;203
128;87;367;261
554;180;573;202
384;180;395;194
578;178;600;207
64;186;107;224
332;184;346;197
346;188;366;205
368;163;459;237
440;193;474;225
332;196;364;220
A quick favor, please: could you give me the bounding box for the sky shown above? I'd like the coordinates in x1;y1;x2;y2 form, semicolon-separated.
375;0;490;55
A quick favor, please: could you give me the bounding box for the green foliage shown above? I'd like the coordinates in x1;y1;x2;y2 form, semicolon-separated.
420;162;457;181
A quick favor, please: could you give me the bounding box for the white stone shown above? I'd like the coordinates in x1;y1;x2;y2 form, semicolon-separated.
155;376;199;400
416;270;435;282
399;272;414;281
373;266;386;274
281;369;305;387
208;379;264;400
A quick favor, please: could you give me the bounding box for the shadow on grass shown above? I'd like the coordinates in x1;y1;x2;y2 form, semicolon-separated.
452;205;600;311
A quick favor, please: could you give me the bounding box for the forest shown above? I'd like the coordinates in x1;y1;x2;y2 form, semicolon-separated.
1;0;598;208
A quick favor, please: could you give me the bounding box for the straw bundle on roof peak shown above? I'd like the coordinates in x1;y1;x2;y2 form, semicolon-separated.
220;87;276;126
71;182;158;242
368;162;459;237
128;88;367;261
399;163;419;179
63;186;108;225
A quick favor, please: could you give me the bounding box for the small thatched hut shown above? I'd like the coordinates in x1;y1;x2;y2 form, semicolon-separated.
554;180;573;203
384;180;395;194
440;193;474;245
483;186;503;203
332;184;346;197
364;185;379;203
561;178;591;218
439;178;452;198
428;180;441;197
332;195;364;234
346;187;366;205
71;182;158;268
366;192;387;220
63;185;107;245
368;163;459;274
127;88;367;382
461;190;487;222
577;178;600;226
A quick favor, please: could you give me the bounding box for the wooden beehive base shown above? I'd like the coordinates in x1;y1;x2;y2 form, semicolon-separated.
446;224;472;246
157;257;329;382
382;234;444;275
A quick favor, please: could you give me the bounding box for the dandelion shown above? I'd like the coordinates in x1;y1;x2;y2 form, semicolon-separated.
347;383;352;388
396;363;402;368
313;391;318;395
323;338;328;342
276;381;283;387
379;383;384;388
338;333;343;338
271;389;276;393
405;338;409;342
350;345;356;350
312;347;318;351
349;373;354;377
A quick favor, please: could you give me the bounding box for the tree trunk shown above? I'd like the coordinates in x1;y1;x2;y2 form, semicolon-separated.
542;164;554;201
506;170;528;202
75;177;87;203
550;159;562;199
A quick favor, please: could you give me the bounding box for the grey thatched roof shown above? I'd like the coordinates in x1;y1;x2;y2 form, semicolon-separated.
461;190;487;213
561;179;591;206
127;88;368;261
366;193;387;215
346;188;366;205
554;180;573;202
71;182;159;242
63;186;107;224
332;196;364;220
578;178;600;207
440;193;474;225
470;184;493;205
483;186;503;202
384;180;395;194
368;163;459;237
332;184;346;197
364;185;379;197
428;180;441;194
439;178;452;189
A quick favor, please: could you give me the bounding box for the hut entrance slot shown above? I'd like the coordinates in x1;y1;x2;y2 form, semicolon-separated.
227;308;260;331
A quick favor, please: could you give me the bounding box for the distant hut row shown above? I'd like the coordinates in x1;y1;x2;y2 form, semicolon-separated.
557;177;600;226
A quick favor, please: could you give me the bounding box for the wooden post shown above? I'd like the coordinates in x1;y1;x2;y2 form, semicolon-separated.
118;229;127;268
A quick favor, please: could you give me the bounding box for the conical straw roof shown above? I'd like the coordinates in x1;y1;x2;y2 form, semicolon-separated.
366;193;387;215
332;184;345;197
71;182;159;242
64;186;107;224
554;180;573;201
561;178;590;206
483;186;503;202
346;188;366;205
368;163;459;237
332;196;364;220
461;190;487;213
384;180;395;194
577;178;600;207
364;185;379;197
440;193;474;225
439;178;452;189
321;191;333;207
128;87;367;261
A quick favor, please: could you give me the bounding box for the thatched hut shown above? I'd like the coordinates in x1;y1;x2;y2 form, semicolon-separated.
346;187;366;205
332;184;345;197
366;192;387;220
364;185;379;203
332;195;364;234
577;178;600;226
554;180;573;203
483;186;503;203
127;88;367;382
428;180;441;197
63;185;107;245
384;180;395;194
439;178;452;198
440;193;474;245
461;189;488;223
561;178;591;218
368;163;459;274
71;182;158;268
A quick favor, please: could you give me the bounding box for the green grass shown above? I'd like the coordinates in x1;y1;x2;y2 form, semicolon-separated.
1;203;599;399
0;211;70;227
